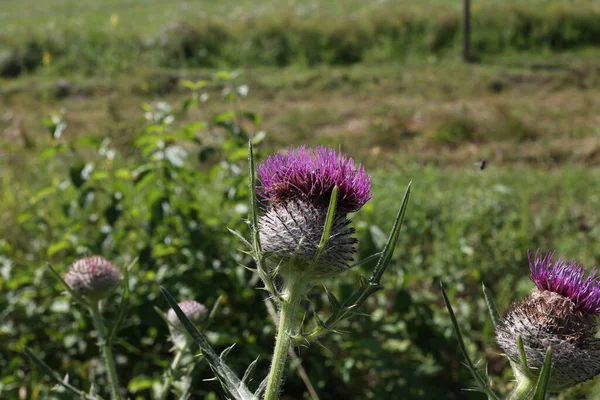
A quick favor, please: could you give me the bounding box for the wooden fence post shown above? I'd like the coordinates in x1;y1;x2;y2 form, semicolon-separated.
462;0;471;62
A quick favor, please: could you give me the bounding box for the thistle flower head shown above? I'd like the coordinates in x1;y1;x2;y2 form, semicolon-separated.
64;256;122;302
256;146;371;213
167;300;209;328
529;250;600;315
496;250;600;390
259;199;357;279
256;146;372;280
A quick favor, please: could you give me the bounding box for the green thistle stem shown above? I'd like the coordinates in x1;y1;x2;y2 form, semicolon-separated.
264;277;305;400
89;301;121;400
157;346;186;400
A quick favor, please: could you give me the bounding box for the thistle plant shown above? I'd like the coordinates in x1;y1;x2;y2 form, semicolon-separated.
64;257;123;399
25;256;131;400
443;250;600;399
256;146;372;398
157;300;209;400
161;142;411;400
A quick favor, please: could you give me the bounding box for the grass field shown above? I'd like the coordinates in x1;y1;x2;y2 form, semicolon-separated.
2;1;600;399
4;0;599;36
3;50;600;167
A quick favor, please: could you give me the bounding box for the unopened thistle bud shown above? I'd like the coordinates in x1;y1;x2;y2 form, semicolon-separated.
256;146;371;279
167;300;209;328
64;256;122;302
496;251;600;390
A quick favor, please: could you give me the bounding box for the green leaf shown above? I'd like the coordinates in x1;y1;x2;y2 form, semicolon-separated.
293;182;412;344
227;228;252;250
128;376;154;392
242;111;262;125
206;295;224;329
482;283;501;328
47;241;71;257
182;98;198;112
241;356;259;385
324;286;342;312
109;258;136;343
348;252;382;269
46;263;87;306
154;305;173;328
440;282;499;400
215;71;233;81
247;141;260;250
70;163;86;188
370;181;411;285
532;347;552;400
516;334;531;374
25;348;101;400
214;111;236;124
159;286;256;400
247;140;276;297
314;186;338;263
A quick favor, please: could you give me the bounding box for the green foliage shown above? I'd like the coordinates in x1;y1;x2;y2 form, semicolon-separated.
4;127;600;398
4;73;269;399
1;4;600;78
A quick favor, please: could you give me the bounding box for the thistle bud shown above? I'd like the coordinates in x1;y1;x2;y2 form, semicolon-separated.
496;251;600;390
256;146;371;279
64;256;122;302
167;300;209;328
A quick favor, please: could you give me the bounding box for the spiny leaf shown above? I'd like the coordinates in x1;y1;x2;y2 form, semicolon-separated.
314;186;338;263
440;282;500;400
293;182;411;345
228;228;252;249
241;356;259;385
247;140;260;253
154;306;174;328
220;344;236;361
324;287;342;311
370;181;411;285
46;263;87;306
109;258;136;343
516;334;532;374
206;295;223;328
533;347;552;400
482;283;501;328
348;252;383;269
160;286;256;400
25;348;102;400
254;376;268;398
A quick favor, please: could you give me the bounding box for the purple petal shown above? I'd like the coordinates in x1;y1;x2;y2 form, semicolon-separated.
256;146;372;212
529;250;600;315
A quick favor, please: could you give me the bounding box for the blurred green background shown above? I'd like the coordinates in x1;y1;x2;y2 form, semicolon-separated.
1;0;600;399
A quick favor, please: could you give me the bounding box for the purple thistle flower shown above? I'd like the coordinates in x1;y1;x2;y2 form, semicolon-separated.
256;146;372;279
496;290;600;390
256;146;371;213
496;250;600;390
529;250;600;315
